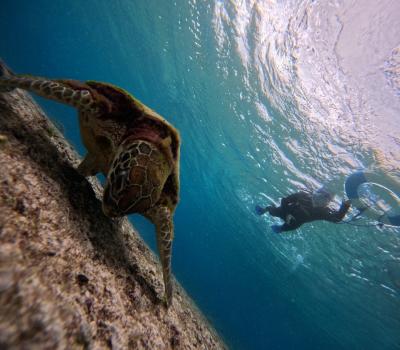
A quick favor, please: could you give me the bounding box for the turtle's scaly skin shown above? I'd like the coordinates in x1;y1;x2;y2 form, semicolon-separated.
0;71;180;306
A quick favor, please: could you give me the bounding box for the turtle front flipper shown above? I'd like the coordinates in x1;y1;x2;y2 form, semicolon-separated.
145;205;174;307
0;74;108;115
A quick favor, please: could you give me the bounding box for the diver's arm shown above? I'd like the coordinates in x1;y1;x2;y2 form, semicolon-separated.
267;205;285;218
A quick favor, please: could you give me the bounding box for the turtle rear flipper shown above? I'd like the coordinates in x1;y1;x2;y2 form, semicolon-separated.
0;66;105;114
0;75;100;113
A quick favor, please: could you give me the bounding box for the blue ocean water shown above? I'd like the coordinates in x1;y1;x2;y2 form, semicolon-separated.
1;1;400;349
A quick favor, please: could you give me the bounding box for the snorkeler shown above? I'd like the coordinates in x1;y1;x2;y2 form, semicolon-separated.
256;189;351;233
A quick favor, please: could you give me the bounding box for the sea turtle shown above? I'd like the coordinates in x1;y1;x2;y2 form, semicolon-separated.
0;62;180;306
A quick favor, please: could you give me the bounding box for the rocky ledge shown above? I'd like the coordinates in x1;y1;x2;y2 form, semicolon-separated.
0;89;226;350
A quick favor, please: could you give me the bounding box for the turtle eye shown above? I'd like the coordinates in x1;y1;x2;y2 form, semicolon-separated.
102;140;171;217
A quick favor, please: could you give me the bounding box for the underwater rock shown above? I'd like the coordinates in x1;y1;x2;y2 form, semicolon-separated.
0;89;226;349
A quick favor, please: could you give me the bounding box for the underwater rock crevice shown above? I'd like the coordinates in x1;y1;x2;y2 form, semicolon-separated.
0;90;226;349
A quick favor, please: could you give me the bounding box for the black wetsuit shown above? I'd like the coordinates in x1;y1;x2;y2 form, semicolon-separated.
266;191;350;232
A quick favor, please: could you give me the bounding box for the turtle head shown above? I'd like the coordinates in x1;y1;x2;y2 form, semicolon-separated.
102;139;172;217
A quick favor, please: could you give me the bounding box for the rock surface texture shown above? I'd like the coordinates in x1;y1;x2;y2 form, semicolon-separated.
0;90;226;350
